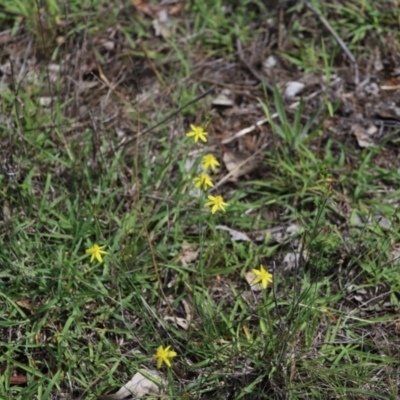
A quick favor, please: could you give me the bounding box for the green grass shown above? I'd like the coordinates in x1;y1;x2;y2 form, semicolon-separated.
1;0;400;399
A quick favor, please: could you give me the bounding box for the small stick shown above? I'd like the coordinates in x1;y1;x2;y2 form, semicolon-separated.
236;38;274;93
117;87;215;153
305;1;359;85
138;41;168;89
221;78;340;144
211;141;269;189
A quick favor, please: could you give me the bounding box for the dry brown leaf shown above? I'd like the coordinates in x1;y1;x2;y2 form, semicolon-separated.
132;0;157;17
132;0;184;19
39;97;55;107
153;10;173;38
352;124;378;148
244;271;263;292
248;223;300;244
381;77;400;90
282;252;301;270
395;320;400;335
390;244;400;264
162;297;192;331
179;242;199;266
98;369;165;399
215;225;251;242
375;102;400;120
164;316;190;330
169;2;185;15
222;151;257;181
284;81;305;100
181;298;192;320
212;89;234;106
15;299;34;314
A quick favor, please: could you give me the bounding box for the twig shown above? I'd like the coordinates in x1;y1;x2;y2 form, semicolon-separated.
138;41;168;89
304;1;359;85
211;141;270;190
221;78;340;144
236;38;274;93
117;87;215;153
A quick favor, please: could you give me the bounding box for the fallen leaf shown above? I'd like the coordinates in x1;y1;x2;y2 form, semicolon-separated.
39;97;54;107
184;156;197;173
381;77;400;90
153;10;173;39
169;2;184;15
375;102;400;120
244;271;263;292
262;55;279;74
132;0;157;17
15;299;34;314
352;124;378;148
215;225;252;242
164;316;190;330
99;369;165;399
181;298;192;320
282;252;301;270
366;214;391;229
132;0;184;20
395;320;400;335
222;151;257;181
266;223;300;244
179;242;199;266
284;81;305;100
212;89;234;106
390;245;400;264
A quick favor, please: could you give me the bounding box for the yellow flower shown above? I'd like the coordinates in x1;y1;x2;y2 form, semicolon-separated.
202;154;220;172
153;345;177;368
85;244;108;263
186;124;208;143
251;265;273;289
204;195;229;214
194;173;214;191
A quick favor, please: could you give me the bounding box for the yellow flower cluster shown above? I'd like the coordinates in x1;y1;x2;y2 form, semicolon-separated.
81;123;274;380
83;244;273;291
186;125;229;214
